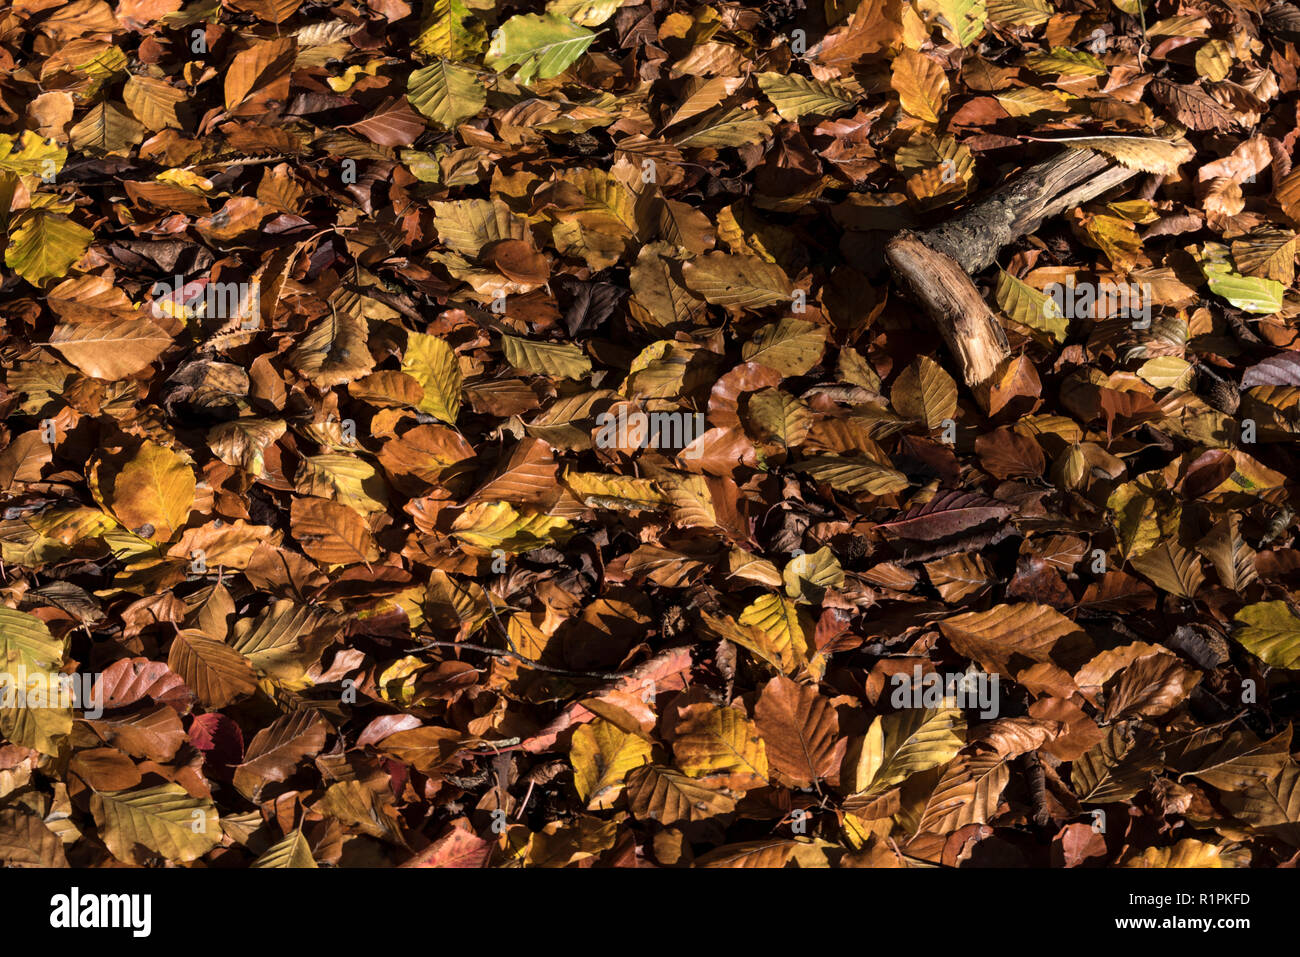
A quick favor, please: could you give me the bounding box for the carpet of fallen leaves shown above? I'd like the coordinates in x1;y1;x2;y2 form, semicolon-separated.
3;0;1300;870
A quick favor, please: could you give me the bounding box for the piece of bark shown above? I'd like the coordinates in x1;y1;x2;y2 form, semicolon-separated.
913;149;1139;275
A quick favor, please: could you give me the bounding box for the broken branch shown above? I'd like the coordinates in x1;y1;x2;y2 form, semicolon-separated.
886;149;1141;394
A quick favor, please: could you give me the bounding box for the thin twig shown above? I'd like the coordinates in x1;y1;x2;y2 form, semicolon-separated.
412;639;625;680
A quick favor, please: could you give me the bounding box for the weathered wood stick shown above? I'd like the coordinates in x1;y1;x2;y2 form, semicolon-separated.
913;149;1139;275
885;149;1141;394
886;233;1011;389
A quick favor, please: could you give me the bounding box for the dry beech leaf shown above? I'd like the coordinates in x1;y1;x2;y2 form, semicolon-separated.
289;496;380;566
754;675;843;788
0;0;1295;878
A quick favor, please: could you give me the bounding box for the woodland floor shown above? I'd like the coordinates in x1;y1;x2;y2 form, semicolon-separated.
0;0;1299;869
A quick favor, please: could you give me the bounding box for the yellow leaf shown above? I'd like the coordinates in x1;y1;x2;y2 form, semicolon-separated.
782;546;845;599
673;704;769;788
1194;39;1233;82
1137;356;1193;389
563;470;669;511
0;131;66;178
745;388;812;448
156;168;215;193
735;593;811;674
996;269;1068;343
1054;135;1196;176
432;198;527;257
252;829;318;868
402;331;462;422
917;0;987;46
682;252;793;310
569;718;652;809
845;706;966;797
1022;47;1106;76
891;48;948;124
757;72;854;121
414;0;488;60
673;107;772;148
500;334;591;380
546;0;622;26
106;442;196;542
91;784;220;864
450;501;572;553
5;210;92;285
795;455;910;496
890;355;957;431
0;609;70;755
994;87;1070;118
124;75;185;130
986;0;1053;26
1234;601;1300;670
1123;838;1224;868
741;318;827;376
1083;213;1144;271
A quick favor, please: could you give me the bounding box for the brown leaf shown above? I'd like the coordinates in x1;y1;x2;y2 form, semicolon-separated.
753;675;842;788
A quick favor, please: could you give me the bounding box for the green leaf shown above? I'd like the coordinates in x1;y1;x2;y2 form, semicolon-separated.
756;73;854;121
996;270;1067;342
986;0;1054;26
414;0;489;61
1207;273;1285;314
0;608;71;755
0;131;66;178
1022;47;1106;76
1202;242;1286;314
484;12;595;87
500;334;592;380
673;107;772;148
918;0;988;46
408;59;485;129
1234;601;1300;669
5;211;92;285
